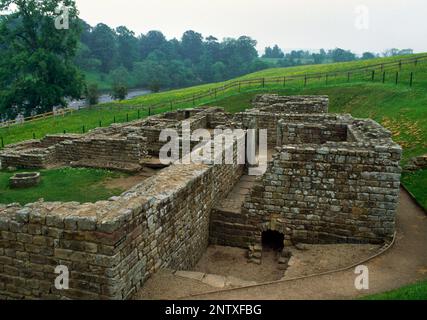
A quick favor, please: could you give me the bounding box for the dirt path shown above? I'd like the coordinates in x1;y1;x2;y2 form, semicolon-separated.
136;189;427;300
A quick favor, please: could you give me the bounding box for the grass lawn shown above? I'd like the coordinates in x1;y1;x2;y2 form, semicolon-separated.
362;280;427;300
0;167;127;205
401;169;427;210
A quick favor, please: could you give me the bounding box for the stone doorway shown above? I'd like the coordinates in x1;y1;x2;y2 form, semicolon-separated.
262;230;285;252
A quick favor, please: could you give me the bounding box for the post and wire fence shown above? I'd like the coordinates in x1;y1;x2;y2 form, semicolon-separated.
1;55;426;148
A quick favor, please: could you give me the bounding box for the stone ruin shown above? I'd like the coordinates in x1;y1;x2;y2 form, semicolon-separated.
0;95;402;299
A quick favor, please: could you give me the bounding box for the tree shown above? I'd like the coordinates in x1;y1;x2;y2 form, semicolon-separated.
0;0;84;116
139;30;167;59
362;52;376;60
263;45;284;59
116;26;138;70
89;23;118;72
86;83;99;106
132;60;170;89
111;83;128;101
181;30;204;63
329;48;356;62
110;66;131;88
383;48;413;57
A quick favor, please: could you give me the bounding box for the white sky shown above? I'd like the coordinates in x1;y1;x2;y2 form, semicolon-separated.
75;0;427;54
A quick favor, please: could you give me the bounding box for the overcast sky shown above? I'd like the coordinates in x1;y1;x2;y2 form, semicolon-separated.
75;0;427;54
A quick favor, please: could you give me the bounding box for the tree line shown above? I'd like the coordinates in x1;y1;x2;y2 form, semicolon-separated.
76;21;264;93
262;45;414;67
0;0;415;119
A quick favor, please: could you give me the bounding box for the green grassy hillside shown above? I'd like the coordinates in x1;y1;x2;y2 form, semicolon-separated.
1;53;426;146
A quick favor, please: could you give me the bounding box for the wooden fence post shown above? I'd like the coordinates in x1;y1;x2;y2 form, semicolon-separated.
410;72;413;87
372;70;375;81
382;71;386;83
395;72;399;85
1;136;4;148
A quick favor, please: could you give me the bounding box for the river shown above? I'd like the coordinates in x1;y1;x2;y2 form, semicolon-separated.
67;88;152;110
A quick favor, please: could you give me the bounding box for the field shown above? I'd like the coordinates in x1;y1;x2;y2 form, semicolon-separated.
0;168;127;205
363;280;427;300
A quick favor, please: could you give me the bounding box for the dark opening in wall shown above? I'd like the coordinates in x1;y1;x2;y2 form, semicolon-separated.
262;230;285;251
185;111;191;119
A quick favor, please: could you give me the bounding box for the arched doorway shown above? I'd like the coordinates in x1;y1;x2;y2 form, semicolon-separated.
262;230;285;252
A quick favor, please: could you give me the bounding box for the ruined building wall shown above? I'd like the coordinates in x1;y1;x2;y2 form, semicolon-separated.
242;143;402;246
252;95;329;114
278;122;349;145
0;135;147;171
0;137;244;300
210;114;402;248
55;135;146;169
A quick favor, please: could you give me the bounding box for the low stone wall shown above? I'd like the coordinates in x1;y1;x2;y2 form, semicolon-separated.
252;95;329;114
404;155;427;171
0;134;146;172
278;122;348;145
55;135;146;171
0;138;244;300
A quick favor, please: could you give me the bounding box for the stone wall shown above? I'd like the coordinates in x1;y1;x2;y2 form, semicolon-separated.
0;137;244;300
278;122;348;145
242;144;401;246
0;134;146;172
0;107;235;170
210;112;402;249
252;94;329;114
55;135;146;172
404;155;427;171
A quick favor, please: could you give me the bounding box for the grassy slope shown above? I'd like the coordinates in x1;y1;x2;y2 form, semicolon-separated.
402;170;427;210
2;53;427;146
0;168;126;205
362;280;427;300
